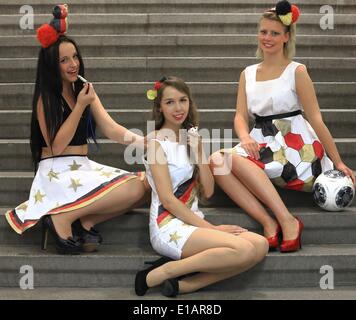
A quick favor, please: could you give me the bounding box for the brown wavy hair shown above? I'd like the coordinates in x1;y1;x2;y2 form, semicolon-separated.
150;76;206;200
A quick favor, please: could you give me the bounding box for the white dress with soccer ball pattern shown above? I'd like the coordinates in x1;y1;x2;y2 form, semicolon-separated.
226;61;333;192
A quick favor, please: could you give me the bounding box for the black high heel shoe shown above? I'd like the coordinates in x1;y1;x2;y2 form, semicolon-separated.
161;278;179;297
135;256;173;296
41;215;83;255
72;219;103;253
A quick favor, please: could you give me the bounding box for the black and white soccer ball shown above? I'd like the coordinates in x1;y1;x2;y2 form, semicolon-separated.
312;170;355;211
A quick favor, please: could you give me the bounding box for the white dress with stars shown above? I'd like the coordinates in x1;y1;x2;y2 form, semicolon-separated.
6;155;144;234
144;139;204;260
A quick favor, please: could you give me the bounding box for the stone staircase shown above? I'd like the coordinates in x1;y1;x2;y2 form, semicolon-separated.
0;0;355;299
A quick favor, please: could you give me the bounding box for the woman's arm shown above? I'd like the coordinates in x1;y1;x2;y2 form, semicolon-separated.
90;91;144;147
37;83;93;155
295;65;355;184
148;139;215;228
234;70;261;159
187;133;214;199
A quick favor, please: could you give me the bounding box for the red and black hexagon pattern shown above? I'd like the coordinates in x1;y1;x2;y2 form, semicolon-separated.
245;118;325;192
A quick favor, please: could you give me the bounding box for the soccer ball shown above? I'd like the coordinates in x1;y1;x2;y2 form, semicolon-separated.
312;170;355;211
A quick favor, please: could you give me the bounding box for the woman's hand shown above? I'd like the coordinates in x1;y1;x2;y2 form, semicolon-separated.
335;162;356;186
187;129;202;149
77;83;95;109
187;129;203;158
213;224;248;235
240;135;260;160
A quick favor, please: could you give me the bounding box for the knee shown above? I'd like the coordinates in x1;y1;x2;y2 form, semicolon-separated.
241;241;259;263
209;152;232;176
231;241;257;265
209;152;224;169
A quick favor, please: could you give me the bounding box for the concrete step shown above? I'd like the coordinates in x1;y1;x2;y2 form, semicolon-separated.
1;82;355;110
0;137;355;172
1;13;355;36
2;0;356;14
0;243;355;288
2;57;356;83
1;207;356;246
1;109;355;139
1;162;356;208
1;34;356;58
1;286;356;300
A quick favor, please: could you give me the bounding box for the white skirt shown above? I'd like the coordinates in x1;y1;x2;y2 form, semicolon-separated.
149;178;204;260
221;114;333;192
5;155;144;234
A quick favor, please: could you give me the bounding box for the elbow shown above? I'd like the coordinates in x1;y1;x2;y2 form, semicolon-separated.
204;189;214;200
50;144;65;156
307;113;324;128
160;196;177;212
202;186;214;200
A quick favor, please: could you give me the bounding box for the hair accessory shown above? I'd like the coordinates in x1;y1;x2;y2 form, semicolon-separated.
275;1;300;26
146;76;167;101
36;4;69;48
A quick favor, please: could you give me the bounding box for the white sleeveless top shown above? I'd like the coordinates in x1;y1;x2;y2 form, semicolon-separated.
244;61;304;117
143;139;202;229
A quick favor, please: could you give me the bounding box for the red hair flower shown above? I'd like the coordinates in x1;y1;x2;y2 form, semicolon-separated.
154;81;162;90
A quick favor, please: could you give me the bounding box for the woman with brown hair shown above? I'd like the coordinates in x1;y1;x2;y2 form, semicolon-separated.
135;76;268;297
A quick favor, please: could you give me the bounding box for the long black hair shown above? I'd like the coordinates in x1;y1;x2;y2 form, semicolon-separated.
30;35;96;170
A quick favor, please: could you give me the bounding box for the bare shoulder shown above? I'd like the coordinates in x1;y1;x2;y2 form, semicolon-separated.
238;69;246;86
295;64;308;77
147;138;162;150
147;138;167;166
295;64;312;86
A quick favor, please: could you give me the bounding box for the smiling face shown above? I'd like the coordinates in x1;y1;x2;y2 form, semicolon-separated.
159;86;190;129
58;42;80;83
258;18;289;56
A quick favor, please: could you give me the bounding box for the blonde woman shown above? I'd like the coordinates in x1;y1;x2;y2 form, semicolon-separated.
210;0;355;253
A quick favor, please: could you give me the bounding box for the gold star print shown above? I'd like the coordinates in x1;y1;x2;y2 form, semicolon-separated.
95;167;104;172
34;190;46;204
169;231;182;245
17;203;28;211
47;169;59;182
69;160;82;171
101;171;114;178
68;178;83;192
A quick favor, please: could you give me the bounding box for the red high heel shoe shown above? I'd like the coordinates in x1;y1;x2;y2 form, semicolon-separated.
266;224;282;251
280;217;304;253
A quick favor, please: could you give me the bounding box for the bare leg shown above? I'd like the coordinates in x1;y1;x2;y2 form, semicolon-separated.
51;178;147;239
178;231;268;293
210;152;299;240
146;229;268;292
80;189;150;230
210;152;278;237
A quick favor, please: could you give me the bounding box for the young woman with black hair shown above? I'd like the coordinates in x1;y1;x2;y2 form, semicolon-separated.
5;5;149;254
